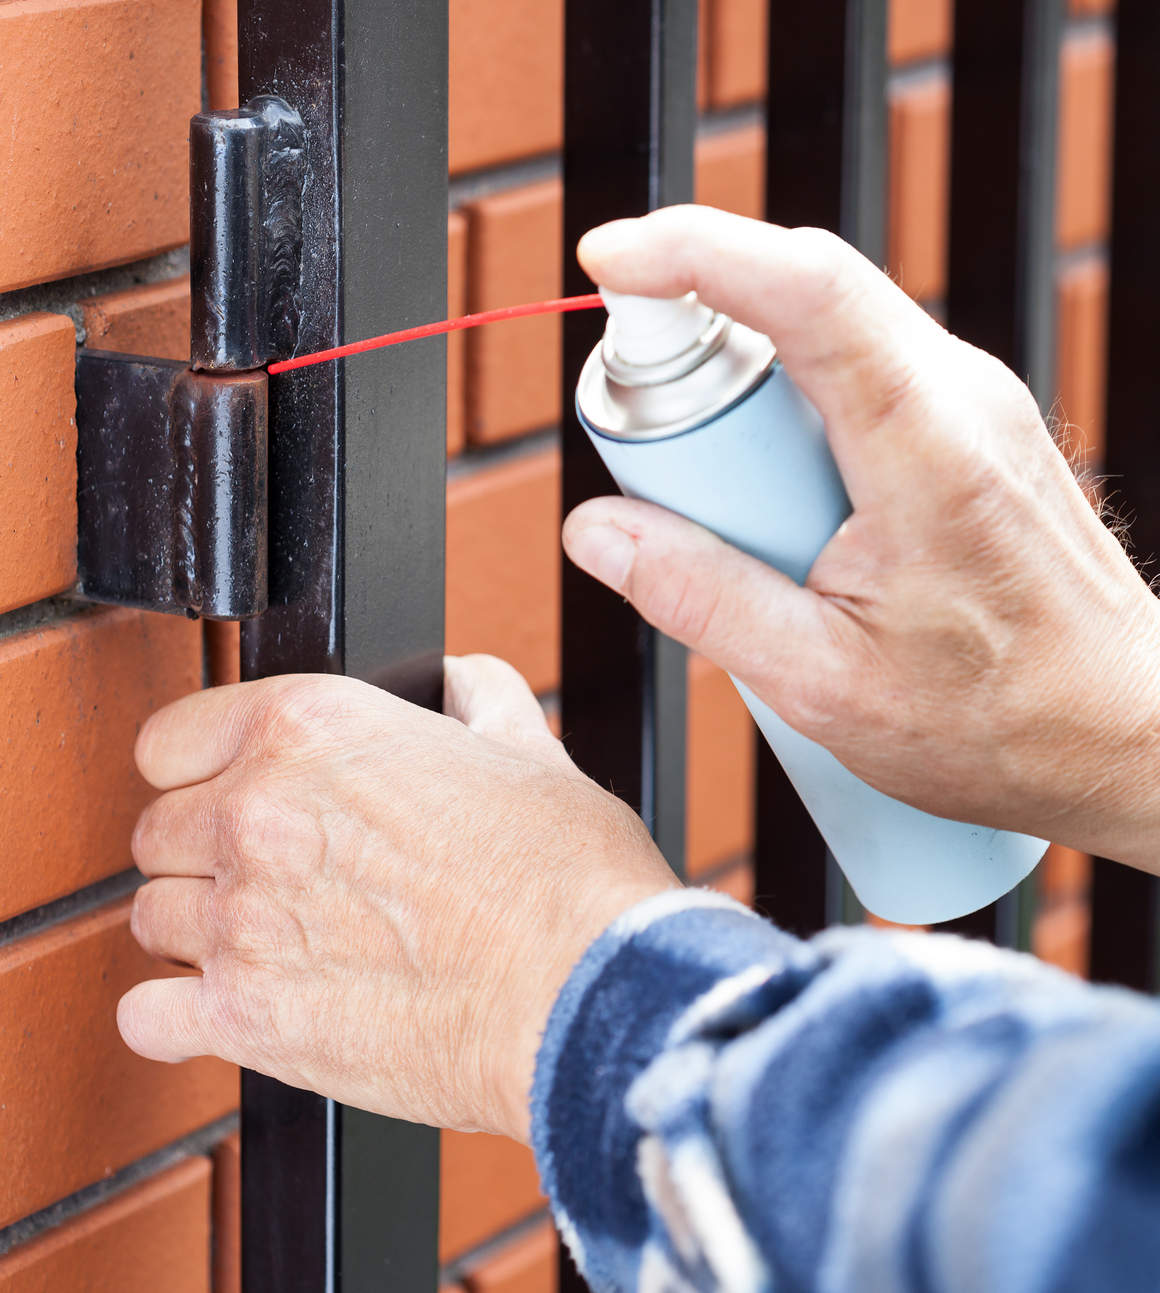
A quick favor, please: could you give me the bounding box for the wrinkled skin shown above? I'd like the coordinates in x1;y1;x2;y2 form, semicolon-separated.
121;206;1160;1143
567;208;1160;866
121;656;678;1142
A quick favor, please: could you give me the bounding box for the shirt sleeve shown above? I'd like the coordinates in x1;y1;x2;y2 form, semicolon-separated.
529;888;1160;1293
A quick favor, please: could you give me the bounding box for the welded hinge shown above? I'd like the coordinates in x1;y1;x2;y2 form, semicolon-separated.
74;96;305;620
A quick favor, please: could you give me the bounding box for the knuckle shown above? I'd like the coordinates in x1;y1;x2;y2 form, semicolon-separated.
773;652;855;740
131;799;162;869
260;679;327;744
221;781;287;866
255;675;358;747
956;343;1044;438
787;227;858;304
215;886;264;946
642;566;723;646
861;359;926;431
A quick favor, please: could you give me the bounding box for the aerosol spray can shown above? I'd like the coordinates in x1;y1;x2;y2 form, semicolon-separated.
576;288;1047;924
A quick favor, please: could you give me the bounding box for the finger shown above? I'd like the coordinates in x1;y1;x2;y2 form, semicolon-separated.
130;877;217;968
133;784;223;878
563;496;842;712
577;206;949;497
443;655;564;757
135;675;308;791
117;975;214;1064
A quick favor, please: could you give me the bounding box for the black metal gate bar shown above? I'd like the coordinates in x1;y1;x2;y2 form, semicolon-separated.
944;0;1062;947
559;1;697;1286
757;0;887;935
560;0;696;877
1088;0;1160;993
237;1;447;1289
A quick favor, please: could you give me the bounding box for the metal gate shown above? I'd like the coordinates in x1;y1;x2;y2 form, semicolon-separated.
225;0;1160;1287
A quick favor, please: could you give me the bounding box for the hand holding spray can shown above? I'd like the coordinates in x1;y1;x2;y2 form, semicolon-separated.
575;288;1047;925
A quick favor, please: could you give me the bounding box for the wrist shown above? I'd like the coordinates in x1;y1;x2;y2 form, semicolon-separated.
1061;600;1160;871
488;874;683;1144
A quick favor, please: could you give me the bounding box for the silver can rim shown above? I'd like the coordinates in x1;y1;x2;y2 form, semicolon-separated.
576;327;779;443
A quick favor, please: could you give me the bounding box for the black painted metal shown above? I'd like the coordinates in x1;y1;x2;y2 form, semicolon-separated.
1089;0;1160;993
561;0;695;873
559;1;697;1286
944;0;1061;946
947;0;1061;406
189;96;305;372
75;352;268;620
758;0;886;935
237;0;447;1289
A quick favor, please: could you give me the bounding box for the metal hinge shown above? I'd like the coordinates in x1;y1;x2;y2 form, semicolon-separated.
74;96;305;620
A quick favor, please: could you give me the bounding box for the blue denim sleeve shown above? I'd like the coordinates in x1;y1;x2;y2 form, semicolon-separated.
529;889;1160;1293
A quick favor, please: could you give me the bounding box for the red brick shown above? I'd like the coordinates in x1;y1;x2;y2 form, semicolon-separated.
204;0;240;111
449;0;563;174
463;1220;557;1293
1039;844;1092;905
1070;0;1113;13
888;0;952;65
866;914;928;934
707;0;957;100
0;0;200;292
1032;899;1090;978
709;858;755;907
79;277;191;364
695;126;766;221
687;655;755;878
704;0;768;108
440;1133;545;1263
1057;33;1114;251
888;77;950;301
213;1134;241;1293
465;181;563;445
0;314;77;614
205;621;241;688
446;450;560;697
0;899;237;1228
448;212;469;458
0;1158;211;1293
0;609;202;921
1056;259;1109;465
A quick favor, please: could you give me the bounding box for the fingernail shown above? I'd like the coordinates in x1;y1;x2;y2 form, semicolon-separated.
566;522;636;592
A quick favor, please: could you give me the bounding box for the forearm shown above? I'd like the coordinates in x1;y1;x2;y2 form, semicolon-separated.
532;890;1160;1293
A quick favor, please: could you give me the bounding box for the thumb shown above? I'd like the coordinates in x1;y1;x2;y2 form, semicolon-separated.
577;206;950;508
443;654;566;760
563;497;838;708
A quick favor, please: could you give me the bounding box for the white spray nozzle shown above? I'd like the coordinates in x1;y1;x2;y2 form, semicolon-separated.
600;288;714;367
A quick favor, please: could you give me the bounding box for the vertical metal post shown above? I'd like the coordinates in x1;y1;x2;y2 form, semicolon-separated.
1089;0;1160;992
944;0;1061;946
560;1;697;1285
561;0;695;880
236;1;447;1288
759;0;887;934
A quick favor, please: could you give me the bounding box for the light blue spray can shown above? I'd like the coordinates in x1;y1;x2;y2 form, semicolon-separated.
575;288;1047;924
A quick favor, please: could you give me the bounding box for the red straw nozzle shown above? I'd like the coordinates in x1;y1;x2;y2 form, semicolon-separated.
267;293;606;375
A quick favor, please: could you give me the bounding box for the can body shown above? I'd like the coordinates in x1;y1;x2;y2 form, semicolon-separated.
578;360;1046;924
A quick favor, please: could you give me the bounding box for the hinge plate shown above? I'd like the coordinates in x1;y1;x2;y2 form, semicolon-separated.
73;94;304;621
75;351;268;620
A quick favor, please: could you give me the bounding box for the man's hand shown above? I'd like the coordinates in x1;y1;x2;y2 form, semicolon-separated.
565;205;1160;870
118;656;678;1142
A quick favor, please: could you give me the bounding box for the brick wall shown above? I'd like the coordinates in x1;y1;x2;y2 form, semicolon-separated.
0;0;1115;1287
